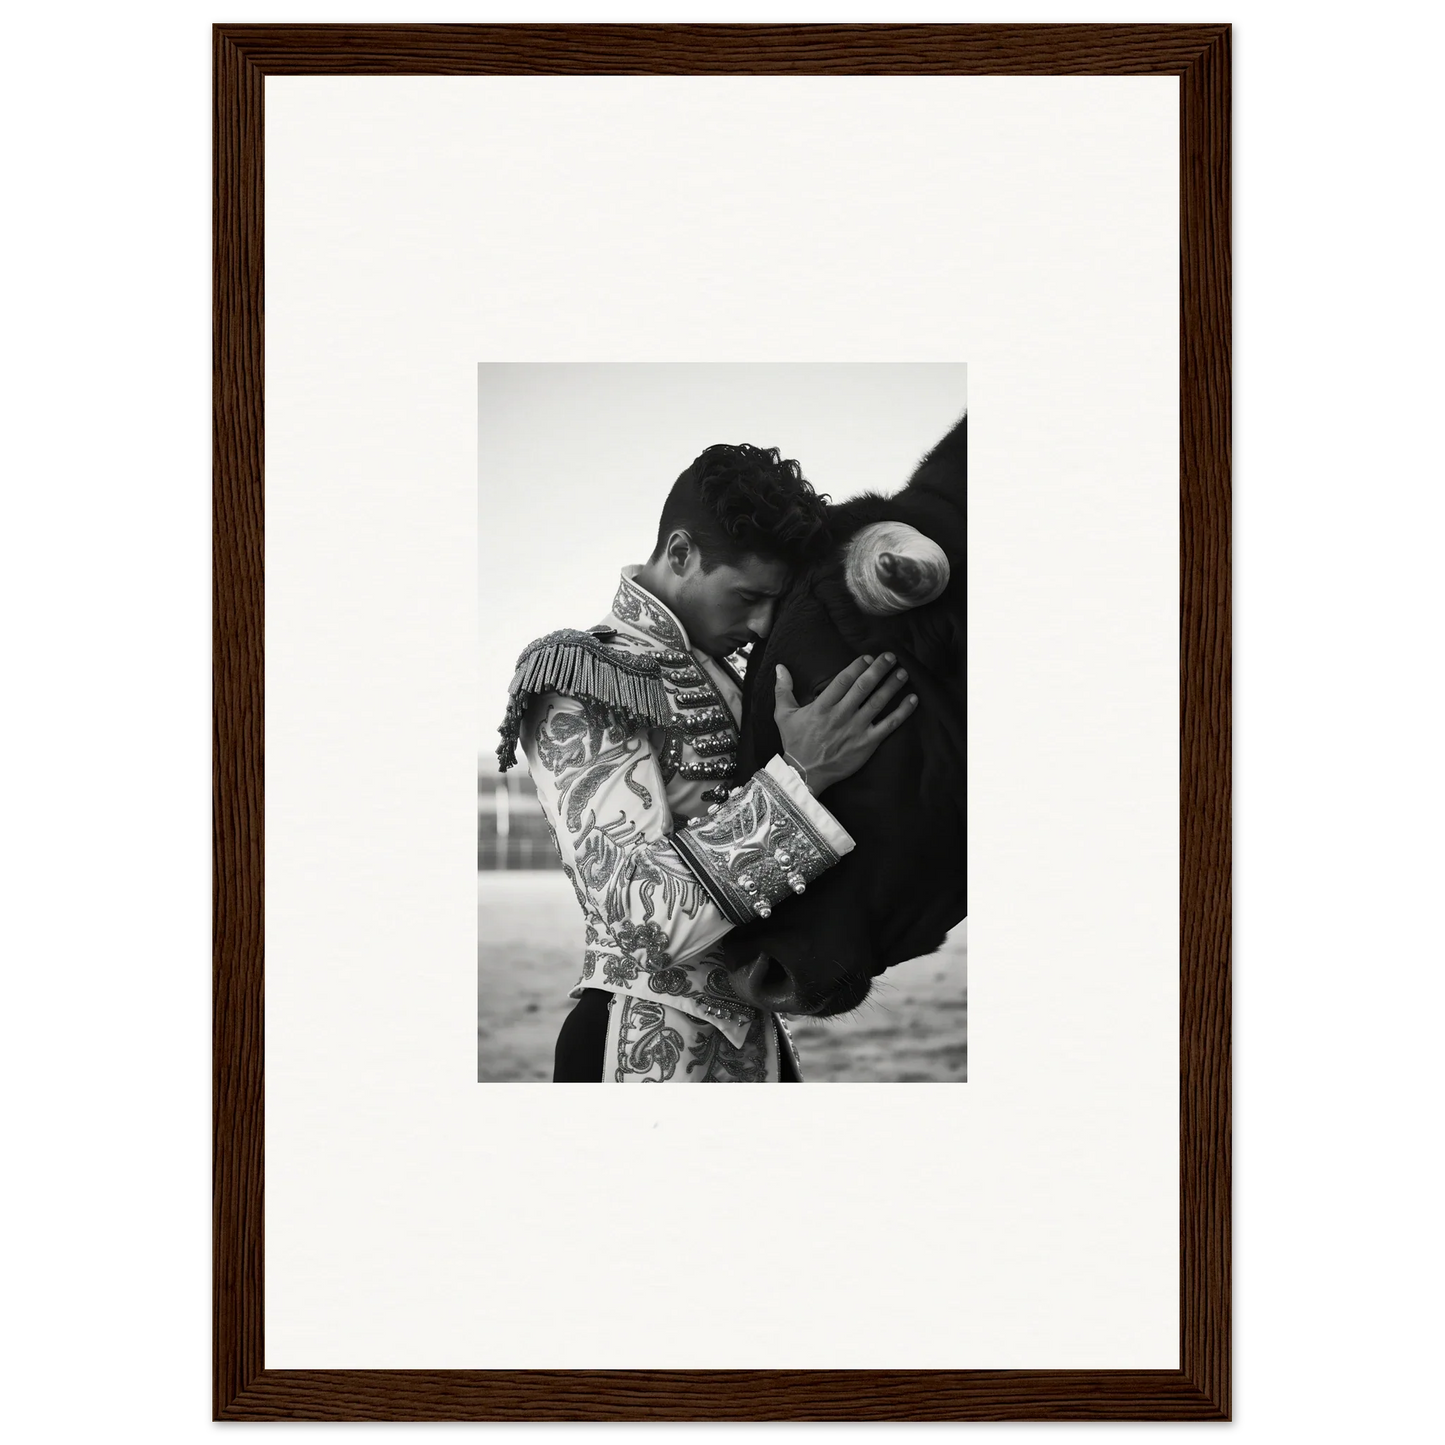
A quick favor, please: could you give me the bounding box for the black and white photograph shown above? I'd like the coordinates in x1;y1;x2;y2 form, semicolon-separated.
478;364;968;1082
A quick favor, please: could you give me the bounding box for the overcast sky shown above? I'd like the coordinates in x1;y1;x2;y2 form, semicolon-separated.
478;363;967;751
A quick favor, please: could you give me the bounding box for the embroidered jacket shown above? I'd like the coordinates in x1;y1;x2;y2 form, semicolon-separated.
498;567;856;1082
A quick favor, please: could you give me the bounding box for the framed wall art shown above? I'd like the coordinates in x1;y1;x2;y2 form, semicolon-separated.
215;22;1229;1421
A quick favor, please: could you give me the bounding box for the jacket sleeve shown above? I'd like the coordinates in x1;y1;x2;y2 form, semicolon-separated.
520;691;854;966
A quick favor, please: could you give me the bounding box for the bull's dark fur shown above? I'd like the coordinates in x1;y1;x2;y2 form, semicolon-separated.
724;413;967;1016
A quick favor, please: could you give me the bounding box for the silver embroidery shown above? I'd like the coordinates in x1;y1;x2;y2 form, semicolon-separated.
613;997;685;1083
612;574;689;649
670;768;840;924
622;757;653;809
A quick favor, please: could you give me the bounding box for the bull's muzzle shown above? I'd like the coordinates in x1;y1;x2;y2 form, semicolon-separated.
727;951;872;1019
729;952;800;1013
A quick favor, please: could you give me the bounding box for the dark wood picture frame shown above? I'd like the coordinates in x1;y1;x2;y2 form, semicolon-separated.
214;22;1229;1422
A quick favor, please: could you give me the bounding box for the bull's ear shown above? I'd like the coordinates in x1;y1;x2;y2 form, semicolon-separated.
843;521;950;615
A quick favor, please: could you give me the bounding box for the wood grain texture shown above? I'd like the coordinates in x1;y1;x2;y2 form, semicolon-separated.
213;22;1230;1422
218;1368;1217;1422
216;22;1224;75
213;25;265;1423
1178;22;1232;1422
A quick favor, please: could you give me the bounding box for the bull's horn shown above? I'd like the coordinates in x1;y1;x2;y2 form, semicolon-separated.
843;522;950;615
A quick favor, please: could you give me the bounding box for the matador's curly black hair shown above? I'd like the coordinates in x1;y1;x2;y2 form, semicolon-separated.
651;443;831;571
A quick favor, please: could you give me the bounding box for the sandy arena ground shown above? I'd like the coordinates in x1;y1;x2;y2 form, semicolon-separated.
478;871;966;1083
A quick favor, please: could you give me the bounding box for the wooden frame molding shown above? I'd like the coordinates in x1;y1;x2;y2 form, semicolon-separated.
214;22;1230;1421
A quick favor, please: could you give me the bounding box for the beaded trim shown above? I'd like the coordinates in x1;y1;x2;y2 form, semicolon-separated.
677;706;733;735
678;757;737;781
671;686;717;709
690;729;738;757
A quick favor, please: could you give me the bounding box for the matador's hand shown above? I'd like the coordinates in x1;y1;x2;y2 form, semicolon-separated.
773;653;917;795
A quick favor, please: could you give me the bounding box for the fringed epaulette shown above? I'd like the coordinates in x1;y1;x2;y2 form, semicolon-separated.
495;628;673;771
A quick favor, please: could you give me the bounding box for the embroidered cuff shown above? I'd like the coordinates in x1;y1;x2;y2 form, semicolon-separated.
669;754;855;925
760;753;855;856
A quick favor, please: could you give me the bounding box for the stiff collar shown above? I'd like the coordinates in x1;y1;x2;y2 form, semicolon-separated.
610;566;748;696
611;566;693;653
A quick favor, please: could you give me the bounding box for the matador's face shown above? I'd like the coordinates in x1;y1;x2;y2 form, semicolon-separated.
670;549;790;661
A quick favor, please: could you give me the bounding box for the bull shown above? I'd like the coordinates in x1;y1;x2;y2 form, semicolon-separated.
722;412;968;1019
